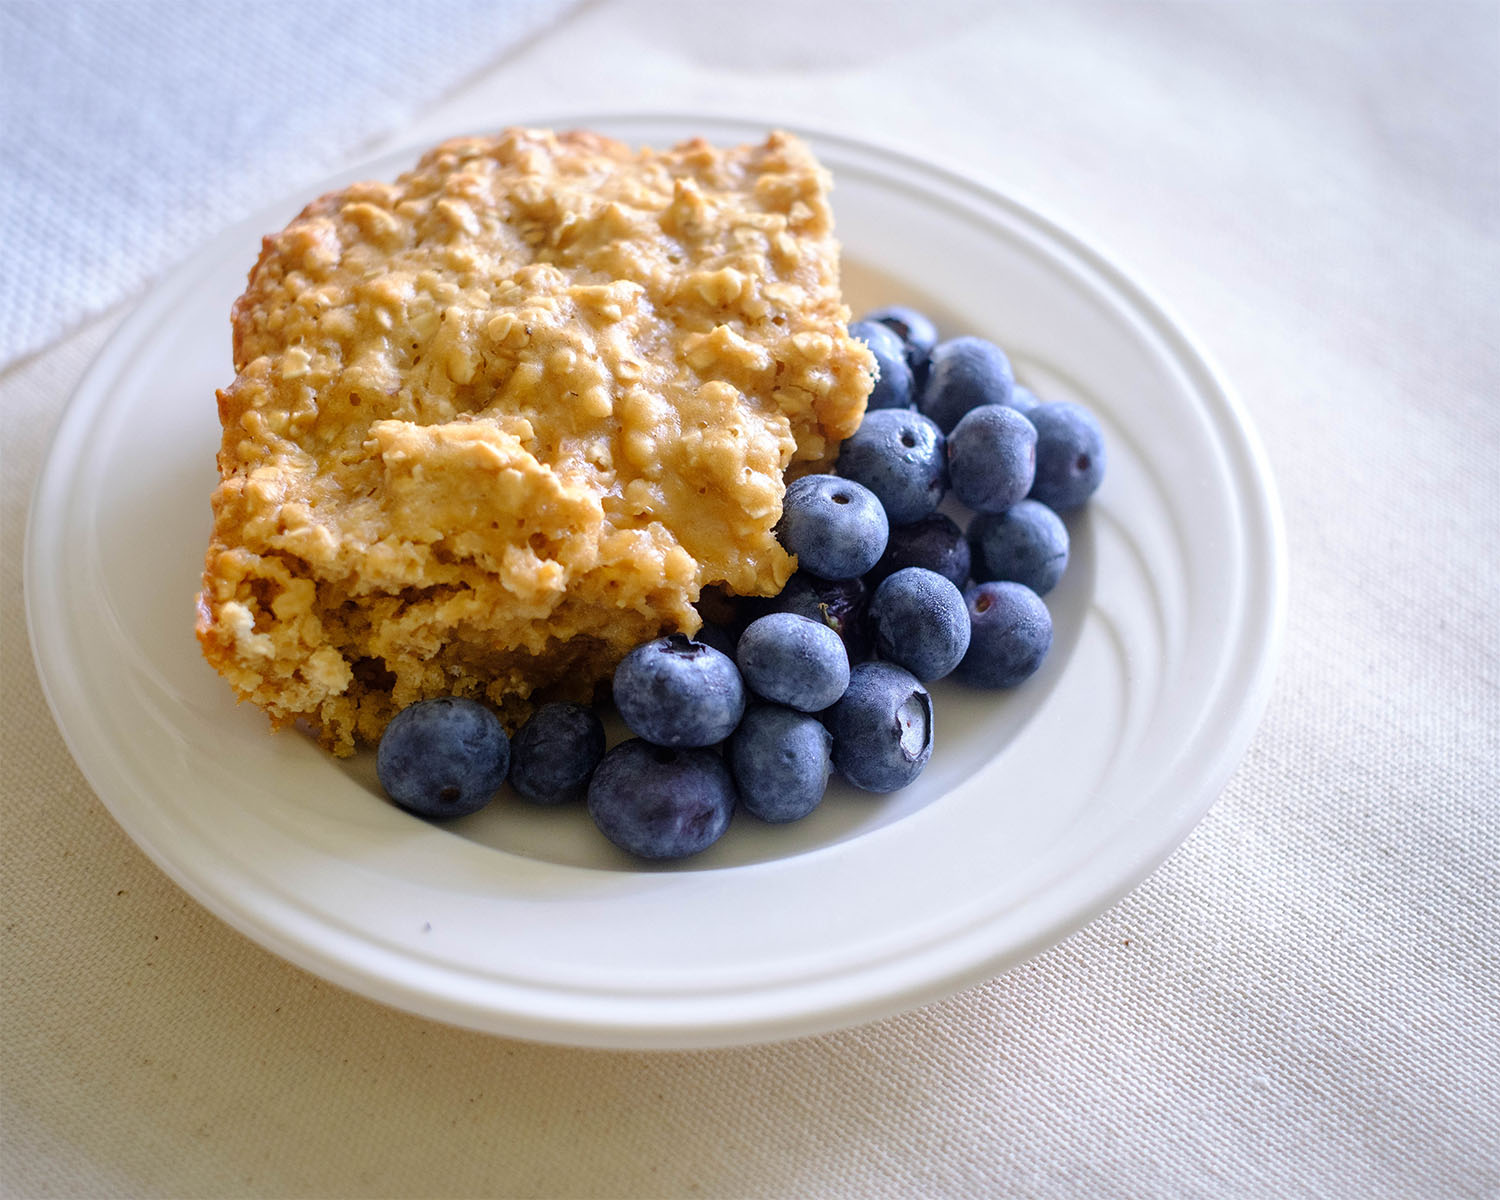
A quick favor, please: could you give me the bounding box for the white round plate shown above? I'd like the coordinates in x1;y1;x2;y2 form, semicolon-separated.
26;115;1284;1049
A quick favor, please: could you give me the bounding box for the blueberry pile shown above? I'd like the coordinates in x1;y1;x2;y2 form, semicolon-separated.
375;307;1106;860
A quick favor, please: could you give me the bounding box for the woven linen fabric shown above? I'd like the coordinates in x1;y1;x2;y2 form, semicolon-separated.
3;2;1498;1196
0;0;577;367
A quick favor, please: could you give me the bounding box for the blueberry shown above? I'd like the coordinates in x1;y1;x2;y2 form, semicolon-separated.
869;568;971;683
1028;401;1106;511
849;320;914;410
1007;384;1042;415
828;661;934;793
919;336;1015;433
835;408;948;525
612;634;746;747
586;740;736;859
947;404;1037;513
957;581;1053;688
737;612;850;712
726;704;833;823
777;474;889;580
766;572;874;662
866;513;972;589
507;701;606;805
863;305;939;387
691;622;738;660
969;501;1070;596
376;697;509;819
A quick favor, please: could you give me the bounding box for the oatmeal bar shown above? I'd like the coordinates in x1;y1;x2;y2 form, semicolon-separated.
196;128;874;755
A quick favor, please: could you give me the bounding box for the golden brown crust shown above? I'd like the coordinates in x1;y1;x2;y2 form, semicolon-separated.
196;128;873;754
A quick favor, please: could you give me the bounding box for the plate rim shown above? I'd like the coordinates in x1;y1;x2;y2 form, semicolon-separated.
24;112;1287;1048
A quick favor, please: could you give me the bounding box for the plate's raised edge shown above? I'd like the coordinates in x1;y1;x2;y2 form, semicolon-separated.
23;113;1287;1049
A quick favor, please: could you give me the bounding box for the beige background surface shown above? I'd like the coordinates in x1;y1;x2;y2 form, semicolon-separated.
4;2;1498;1196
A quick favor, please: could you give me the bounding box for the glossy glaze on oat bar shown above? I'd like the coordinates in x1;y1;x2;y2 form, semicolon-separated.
196;128;874;755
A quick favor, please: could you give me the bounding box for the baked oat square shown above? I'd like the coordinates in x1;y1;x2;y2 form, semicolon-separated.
197;129;873;754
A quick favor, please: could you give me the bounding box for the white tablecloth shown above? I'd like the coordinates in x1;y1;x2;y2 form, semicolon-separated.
3;2;1497;1196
